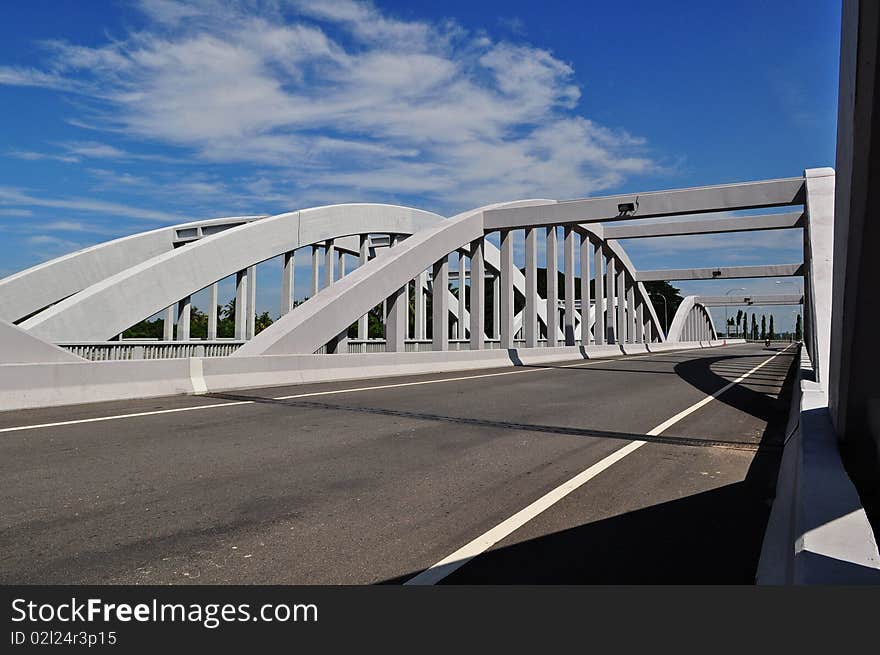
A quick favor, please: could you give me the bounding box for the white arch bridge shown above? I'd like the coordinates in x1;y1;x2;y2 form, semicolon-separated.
1;170;826;384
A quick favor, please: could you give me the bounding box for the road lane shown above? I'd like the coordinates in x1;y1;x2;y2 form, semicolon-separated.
0;344;797;584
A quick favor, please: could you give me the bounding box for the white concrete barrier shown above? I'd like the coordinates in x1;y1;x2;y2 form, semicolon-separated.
0;340;746;411
757;347;880;583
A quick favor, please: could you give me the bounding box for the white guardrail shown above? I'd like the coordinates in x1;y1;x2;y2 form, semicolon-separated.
60;338;567;360
57;340;246;360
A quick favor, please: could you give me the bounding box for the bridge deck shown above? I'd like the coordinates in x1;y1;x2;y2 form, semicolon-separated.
0;343;797;584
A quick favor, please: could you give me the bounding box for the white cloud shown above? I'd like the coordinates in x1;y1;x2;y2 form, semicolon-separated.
7;150;80;163
0;0;659;212
0;187;187;222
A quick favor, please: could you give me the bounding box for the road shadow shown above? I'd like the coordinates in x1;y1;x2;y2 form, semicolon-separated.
377;352;800;584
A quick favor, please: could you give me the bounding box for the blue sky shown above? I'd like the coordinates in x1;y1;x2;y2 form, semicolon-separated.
0;0;840;331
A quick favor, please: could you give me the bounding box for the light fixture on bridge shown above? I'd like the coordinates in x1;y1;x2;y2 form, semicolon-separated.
617;201;636;215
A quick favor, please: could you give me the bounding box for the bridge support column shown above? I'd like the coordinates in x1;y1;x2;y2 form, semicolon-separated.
416;270;427;340
470;238;485;350
458;252;467;340
310;246;319;297
594;241;605;345
208;282;218;340
546;226;558;347
246;265;256;339
234;269;246;340
626;280;635;344
385;284;406;352
432;256;449;351
281;250;295;316
606;255;617;344
176;296;191;341
564;226;576;346
323;240;335;289
357;236;369;339
525;228;538;348
616;267;627;344
164;305;174;341
491;274;500;341
500;229;514;349
580;233;592;345
636;301;644;343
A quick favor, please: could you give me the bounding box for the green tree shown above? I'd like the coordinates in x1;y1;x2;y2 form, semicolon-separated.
736;309;744;336
795;313;803;341
255;311;273;335
751;313;759;340
760;314;767;340
769;315;775;340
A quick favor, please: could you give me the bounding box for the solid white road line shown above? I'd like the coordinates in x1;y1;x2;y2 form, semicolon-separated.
0;347;708;435
404;343;794;585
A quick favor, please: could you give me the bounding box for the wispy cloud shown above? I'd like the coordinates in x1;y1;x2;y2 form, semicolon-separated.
0;187;187;222
0;208;34;217
0;0;658;212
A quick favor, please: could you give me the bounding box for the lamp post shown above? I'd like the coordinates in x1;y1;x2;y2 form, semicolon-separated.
775;281;800;338
725;287;745;337
649;293;668;338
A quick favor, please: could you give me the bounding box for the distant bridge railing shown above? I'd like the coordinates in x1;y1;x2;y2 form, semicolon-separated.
58;340;246;360
60;338;574;360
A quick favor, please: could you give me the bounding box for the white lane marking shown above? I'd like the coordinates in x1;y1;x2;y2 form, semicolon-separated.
404;343;794;585
0;400;255;434
0;344;727;435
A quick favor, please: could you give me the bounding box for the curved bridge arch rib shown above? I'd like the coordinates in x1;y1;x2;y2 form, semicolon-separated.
666;296;718;342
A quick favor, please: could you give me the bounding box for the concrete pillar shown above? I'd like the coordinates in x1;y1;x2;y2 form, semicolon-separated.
606;255;617;344
500;229;514;349
564;226;576;346
176;296;191;341
385;284;406;352
492;274;500;341
311;246;319;297
546;226;558;347
626;280;635;344
617;267;627;344
645;317;653;343
594;241;605;345
358;235;369;339
404;280;411;339
164;305;175;341
580;233;592;345
234;269;246;340
432;256;449;351
281;250;295;316
207;282;218;340
246;265;256;339
636;302;644;344
470;238;485;350
458;252;467;339
323;240;335;289
525;228;538;348
416;270;427;340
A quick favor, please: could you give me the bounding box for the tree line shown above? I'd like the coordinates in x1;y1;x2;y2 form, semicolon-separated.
726;309;802;341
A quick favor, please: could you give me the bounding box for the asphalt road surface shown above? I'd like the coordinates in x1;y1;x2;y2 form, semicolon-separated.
0;343;797;584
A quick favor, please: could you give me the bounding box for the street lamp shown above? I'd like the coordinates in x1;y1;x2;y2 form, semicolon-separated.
776;281;800;339
649;293;668;338
725;287;745;337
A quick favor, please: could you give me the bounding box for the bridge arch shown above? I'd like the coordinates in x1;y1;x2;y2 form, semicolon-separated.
666;296;718;342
